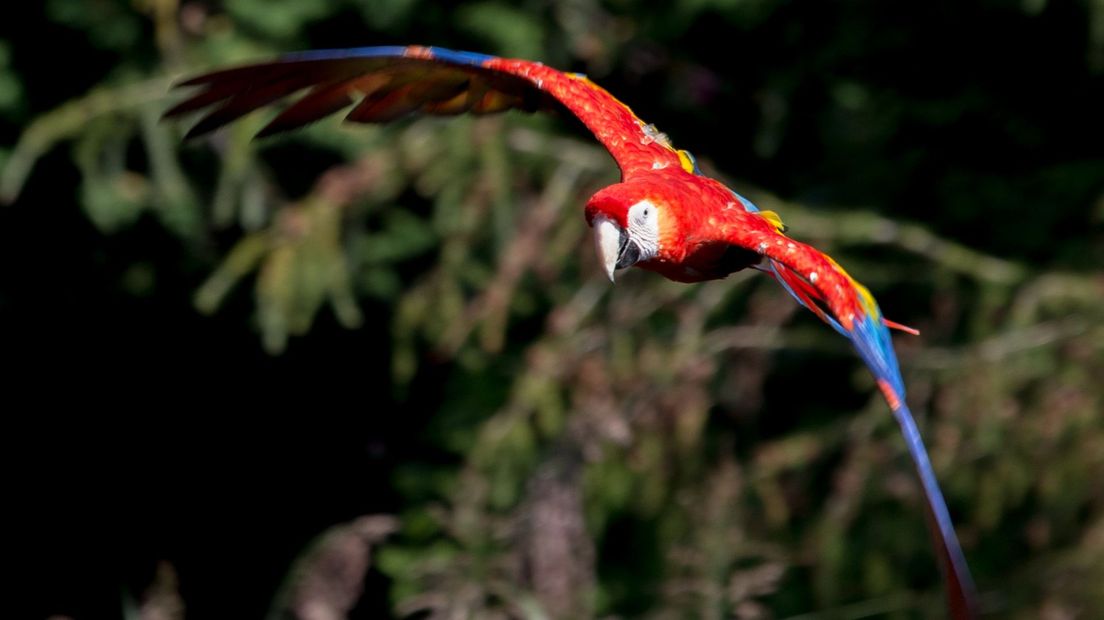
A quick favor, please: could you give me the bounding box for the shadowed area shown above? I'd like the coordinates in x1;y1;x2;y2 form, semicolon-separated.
2;1;1103;619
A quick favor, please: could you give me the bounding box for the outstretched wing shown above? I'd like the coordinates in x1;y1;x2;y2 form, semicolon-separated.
165;45;683;178
722;194;979;618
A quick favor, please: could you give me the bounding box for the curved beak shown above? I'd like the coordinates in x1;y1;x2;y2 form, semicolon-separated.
592;216;641;282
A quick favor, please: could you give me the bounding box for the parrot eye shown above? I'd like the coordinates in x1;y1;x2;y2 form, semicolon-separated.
629;201;656;227
624;200;661;261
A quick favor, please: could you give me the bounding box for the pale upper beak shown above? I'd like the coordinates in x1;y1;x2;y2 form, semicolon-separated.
593;216;622;282
592;215;642;282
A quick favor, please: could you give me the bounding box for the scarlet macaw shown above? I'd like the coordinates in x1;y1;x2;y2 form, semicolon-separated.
167;45;978;617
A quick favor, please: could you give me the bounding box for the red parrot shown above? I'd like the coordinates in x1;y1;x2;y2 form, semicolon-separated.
167;45;978;617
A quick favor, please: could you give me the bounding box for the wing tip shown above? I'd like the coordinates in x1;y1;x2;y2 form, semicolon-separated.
162;97;201;120
181;123;215;142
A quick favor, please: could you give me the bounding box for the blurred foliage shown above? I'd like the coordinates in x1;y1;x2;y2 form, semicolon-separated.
5;0;1104;619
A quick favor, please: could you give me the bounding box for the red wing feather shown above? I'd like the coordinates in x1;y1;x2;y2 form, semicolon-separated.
166;45;683;177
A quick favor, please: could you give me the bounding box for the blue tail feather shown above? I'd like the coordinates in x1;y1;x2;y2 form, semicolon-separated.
851;313;979;618
891;398;979;618
765;251;978;616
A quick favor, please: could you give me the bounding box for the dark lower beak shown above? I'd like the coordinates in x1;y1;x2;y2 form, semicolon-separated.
616;238;641;269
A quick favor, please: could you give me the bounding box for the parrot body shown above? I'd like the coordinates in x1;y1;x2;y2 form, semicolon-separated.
167;45;977;618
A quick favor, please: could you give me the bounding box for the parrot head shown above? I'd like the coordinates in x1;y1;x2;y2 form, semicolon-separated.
585;183;675;281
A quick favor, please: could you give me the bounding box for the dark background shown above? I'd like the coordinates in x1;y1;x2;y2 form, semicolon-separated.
3;1;1102;618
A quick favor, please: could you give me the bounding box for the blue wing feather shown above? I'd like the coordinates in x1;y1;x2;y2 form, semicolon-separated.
280;46;496;67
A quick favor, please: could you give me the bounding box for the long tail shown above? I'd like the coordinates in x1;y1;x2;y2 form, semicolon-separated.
853;311;980;620
767;255;979;618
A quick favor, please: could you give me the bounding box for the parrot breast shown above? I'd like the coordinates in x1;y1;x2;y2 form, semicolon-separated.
640;242;761;283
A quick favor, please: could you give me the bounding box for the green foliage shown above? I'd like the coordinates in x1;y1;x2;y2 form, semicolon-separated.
352;0;421;30
5;1;1104;618
457;3;547;59
225;0;334;41
0;43;24;116
46;0;145;52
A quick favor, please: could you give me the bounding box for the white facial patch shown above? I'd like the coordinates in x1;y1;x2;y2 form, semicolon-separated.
626;200;660;260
